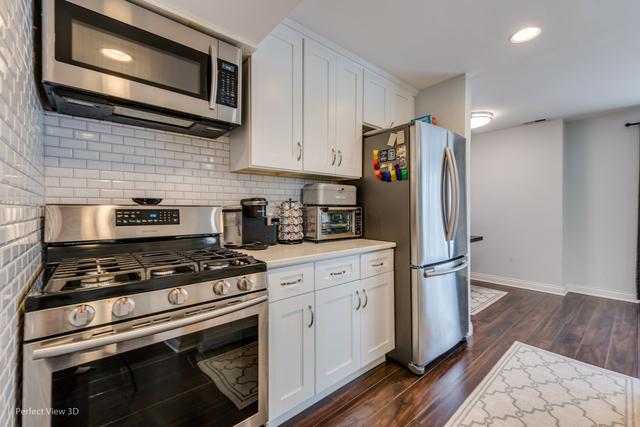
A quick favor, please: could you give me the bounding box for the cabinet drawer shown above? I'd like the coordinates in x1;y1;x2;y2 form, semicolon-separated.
315;255;360;290
268;263;315;302
361;249;394;279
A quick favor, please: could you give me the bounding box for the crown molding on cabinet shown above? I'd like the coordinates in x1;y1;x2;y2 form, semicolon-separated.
282;18;419;97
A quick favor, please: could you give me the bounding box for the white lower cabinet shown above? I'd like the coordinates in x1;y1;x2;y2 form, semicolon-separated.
314;281;361;393
268;249;395;423
269;293;315;419
360;272;395;365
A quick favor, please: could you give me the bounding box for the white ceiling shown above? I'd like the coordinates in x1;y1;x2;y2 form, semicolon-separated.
288;0;640;132
136;0;301;51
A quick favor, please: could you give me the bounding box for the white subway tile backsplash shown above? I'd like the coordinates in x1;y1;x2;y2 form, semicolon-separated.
43;111;319;207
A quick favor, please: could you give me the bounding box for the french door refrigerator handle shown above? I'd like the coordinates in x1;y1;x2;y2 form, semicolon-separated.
440;152;450;239
31;295;267;360
442;148;456;240
449;147;461;239
423;259;468;278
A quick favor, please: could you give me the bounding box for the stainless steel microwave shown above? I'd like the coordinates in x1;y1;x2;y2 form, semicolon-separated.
39;0;242;138
304;206;363;242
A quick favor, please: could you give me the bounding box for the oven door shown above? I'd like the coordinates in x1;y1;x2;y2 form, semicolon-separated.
23;294;267;427
41;0;241;124
317;207;362;240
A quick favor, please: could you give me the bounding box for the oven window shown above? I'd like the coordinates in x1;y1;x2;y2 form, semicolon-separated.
320;211;353;236
55;0;209;100
50;315;259;426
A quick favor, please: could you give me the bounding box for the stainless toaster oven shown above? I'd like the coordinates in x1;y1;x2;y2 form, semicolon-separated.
304;206;362;241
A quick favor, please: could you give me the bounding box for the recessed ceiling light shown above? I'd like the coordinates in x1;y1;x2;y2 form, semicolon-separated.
100;48;133;62
471;111;494;129
510;27;542;44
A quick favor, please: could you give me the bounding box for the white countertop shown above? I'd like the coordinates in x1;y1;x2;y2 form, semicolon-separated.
238;239;396;268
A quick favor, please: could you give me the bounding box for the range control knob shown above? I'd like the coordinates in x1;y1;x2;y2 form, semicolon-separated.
68;304;96;327
112;297;136;317
237;276;254;291
213;280;231;295
168;288;189;305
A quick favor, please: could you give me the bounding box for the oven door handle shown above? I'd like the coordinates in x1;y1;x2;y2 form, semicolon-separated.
209;44;218;110
31;295;267;360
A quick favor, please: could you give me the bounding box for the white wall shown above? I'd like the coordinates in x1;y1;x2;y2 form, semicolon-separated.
471;120;565;292
563;107;640;301
415;74;469;139
0;0;45;424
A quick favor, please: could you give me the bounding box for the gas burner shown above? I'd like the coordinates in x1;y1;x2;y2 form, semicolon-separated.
48;255;145;292
151;268;177;277
133;250;199;277
181;247;258;272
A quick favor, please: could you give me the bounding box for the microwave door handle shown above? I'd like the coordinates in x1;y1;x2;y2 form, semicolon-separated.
209;45;217;110
30;295;267;360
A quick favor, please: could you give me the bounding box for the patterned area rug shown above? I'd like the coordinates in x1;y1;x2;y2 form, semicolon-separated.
445;341;640;426
470;285;508;315
197;342;258;410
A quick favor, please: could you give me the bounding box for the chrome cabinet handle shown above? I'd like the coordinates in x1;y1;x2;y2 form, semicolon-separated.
330;270;346;276
31;295;267;360
281;278;302;287
371;262;384;267
297;142;302;161
307;305;314;328
209;45;217;110
362;289;368;308
355;290;361;310
337;150;343;167
331;148;336;165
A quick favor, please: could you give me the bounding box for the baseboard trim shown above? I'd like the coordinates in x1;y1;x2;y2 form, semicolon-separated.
471;272;640;303
565;284;639;303
471;273;566;296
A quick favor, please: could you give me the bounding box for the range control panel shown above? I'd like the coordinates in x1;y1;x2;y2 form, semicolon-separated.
115;209;180;226
216;59;238;108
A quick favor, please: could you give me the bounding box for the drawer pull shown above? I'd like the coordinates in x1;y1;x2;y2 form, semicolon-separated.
371;262;385;267
281;278;302;287
330;270;347;277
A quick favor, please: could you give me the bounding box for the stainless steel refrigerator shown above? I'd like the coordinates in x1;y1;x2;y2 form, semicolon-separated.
353;121;469;375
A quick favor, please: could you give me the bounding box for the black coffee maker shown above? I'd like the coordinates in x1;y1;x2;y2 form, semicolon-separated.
241;198;278;249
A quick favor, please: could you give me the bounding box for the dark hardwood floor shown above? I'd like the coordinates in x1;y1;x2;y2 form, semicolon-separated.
284;281;639;427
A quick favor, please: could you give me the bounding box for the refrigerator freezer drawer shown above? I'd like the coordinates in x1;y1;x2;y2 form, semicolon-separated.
410;257;469;373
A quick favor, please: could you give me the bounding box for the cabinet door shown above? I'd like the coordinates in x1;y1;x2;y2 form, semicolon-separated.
363;69;391;128
391;84;415;126
251;26;303;171
315;281;361;393
360;271;395;366
269;293;315;420
303;38;337;175
335;55;363;178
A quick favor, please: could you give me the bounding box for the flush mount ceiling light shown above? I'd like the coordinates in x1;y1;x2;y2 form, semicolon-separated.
470;111;494;129
100;48;133;62
510;26;542;44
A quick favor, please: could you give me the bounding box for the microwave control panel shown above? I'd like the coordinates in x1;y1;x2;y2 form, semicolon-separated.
216;60;238;108
115;209;180;226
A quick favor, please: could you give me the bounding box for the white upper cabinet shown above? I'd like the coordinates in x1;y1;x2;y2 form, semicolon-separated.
335;55;363;178
303;38;337;175
392;84;416;126
232;23;415;178
363;69;392;128
230;25;303;172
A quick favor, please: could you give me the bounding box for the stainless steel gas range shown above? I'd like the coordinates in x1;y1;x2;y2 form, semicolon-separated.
22;204;267;427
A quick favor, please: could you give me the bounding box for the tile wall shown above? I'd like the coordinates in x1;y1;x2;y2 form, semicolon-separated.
0;0;45;424
44;112;317;208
